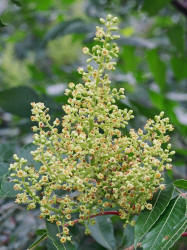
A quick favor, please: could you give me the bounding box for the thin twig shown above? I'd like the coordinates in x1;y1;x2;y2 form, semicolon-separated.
124;244;134;250
172;0;187;17
64;210;120;227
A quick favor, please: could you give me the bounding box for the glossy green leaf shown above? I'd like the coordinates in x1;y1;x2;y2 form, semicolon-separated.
130;99;159;118
0;86;61;118
0;162;9;184
141;196;187;250
168;24;185;54
47;238;57;250
28;232;47;250
135;184;174;247
11;0;21;6
62;0;76;5
46;221;77;250
146;49;166;92
35;0;52;10
18;144;41;171
0;143;17;196
0;87;40;117
27;64;46;81
149;90;165;110
0;177;18;198
148;90;187;135
35;229;47;236
89;216;116;250
122;45;138;74
174;179;187;190
43;19;91;46
142;0;172;15
171;56;187;80
0;142;15;162
0;18;6;28
175;148;187;156
46;222;63;250
121;225;134;249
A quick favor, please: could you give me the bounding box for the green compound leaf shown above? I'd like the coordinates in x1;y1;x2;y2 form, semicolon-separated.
141;196;187;250
89;216;116;250
174;179;187;190
134;184;174;247
46;221;77;250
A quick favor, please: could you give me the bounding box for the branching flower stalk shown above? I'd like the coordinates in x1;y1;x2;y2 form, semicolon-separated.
9;15;175;243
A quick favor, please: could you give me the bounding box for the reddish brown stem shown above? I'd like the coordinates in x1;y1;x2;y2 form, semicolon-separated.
182;232;187;237
64;210;120;227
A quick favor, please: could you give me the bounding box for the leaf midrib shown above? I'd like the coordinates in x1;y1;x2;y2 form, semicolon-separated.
149;196;180;250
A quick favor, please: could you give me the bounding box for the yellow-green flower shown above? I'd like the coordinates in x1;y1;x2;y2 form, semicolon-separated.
9;14;174;241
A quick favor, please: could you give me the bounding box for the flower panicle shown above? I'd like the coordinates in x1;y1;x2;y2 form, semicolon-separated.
9;14;174;243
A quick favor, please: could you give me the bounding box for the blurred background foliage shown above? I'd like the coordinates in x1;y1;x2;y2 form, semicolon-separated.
0;0;187;249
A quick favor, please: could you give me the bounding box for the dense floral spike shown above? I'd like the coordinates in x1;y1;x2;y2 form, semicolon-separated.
9;15;174;242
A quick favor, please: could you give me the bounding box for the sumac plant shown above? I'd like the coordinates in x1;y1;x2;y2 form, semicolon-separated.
9;15;186;249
